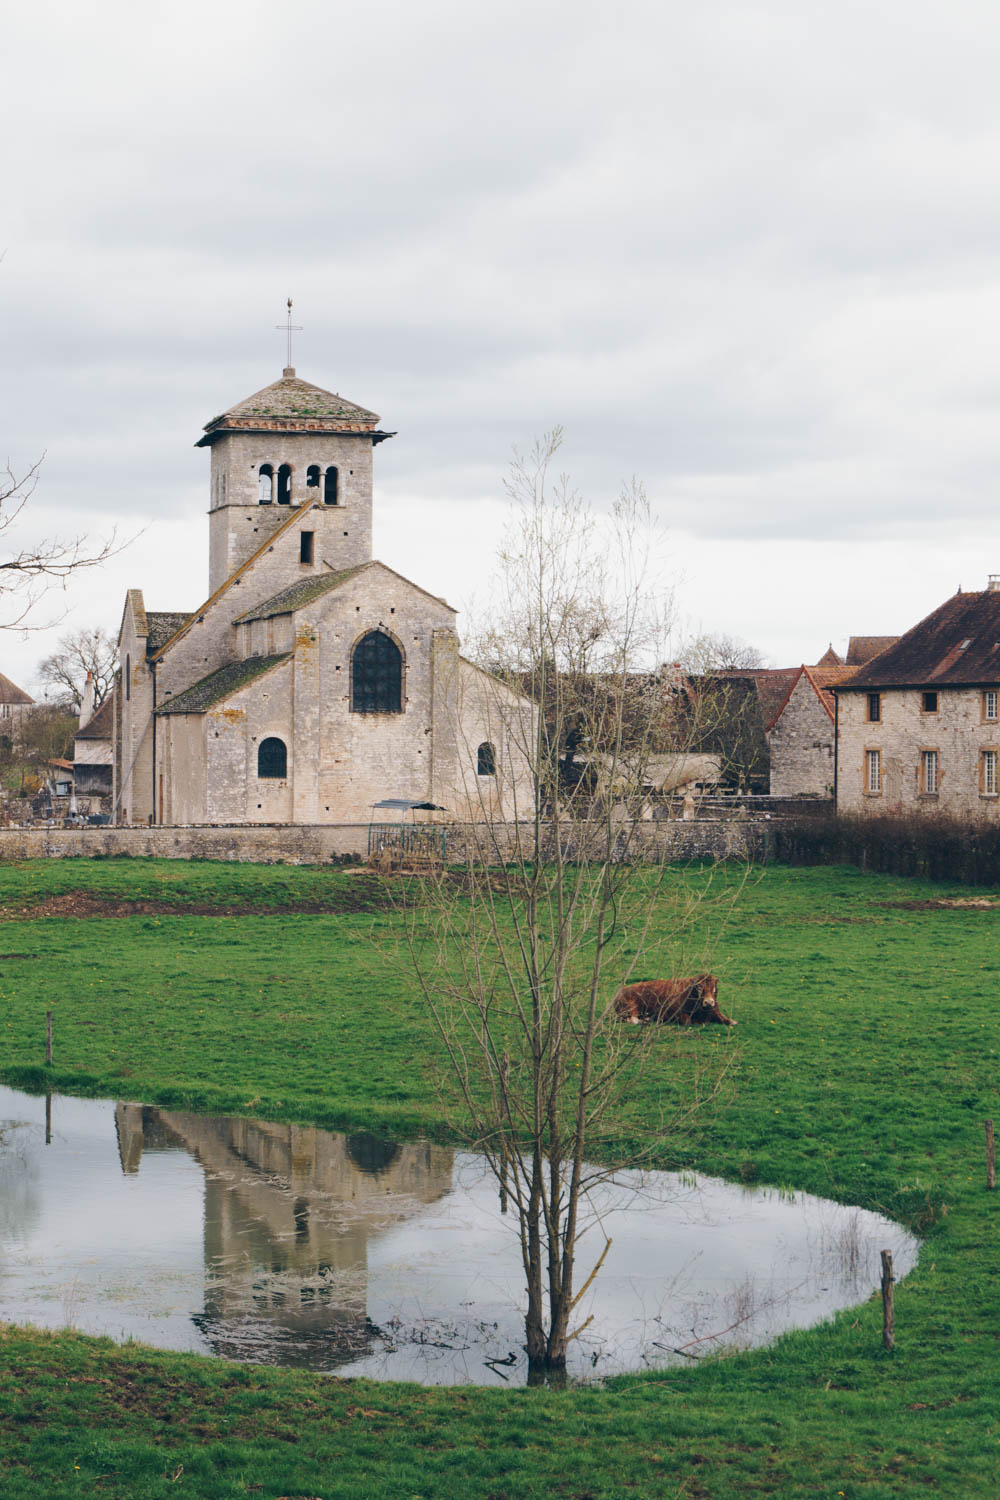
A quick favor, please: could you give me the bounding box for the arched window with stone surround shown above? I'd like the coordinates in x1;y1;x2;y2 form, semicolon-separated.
477;742;496;776
351;631;402;714
277;464;293;505
257;737;287;778
324;466;339;505
258;464;274;503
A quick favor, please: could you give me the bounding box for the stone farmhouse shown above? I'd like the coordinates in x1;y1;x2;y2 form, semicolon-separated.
114;363;533;827
834;581;1000;819
0;671;35;748
711;638;897;798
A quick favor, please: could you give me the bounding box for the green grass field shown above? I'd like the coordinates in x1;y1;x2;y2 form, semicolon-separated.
1;857;999;1498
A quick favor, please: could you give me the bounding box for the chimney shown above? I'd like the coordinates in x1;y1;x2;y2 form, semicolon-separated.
79;670;96;730
989;576;1000;593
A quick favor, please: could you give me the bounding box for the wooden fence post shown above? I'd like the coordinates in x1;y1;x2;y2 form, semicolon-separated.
986;1120;996;1191
880;1250;894;1351
45;1010;52;1066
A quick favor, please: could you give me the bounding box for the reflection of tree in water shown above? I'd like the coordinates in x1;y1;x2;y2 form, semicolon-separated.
113;1103;453;1372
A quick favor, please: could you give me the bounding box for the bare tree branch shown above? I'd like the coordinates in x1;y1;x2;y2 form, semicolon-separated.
1;457;132;631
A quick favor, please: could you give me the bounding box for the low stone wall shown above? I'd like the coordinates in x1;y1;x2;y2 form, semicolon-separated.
0;819;776;866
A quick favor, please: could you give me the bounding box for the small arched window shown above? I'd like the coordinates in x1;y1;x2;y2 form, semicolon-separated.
477;742;496;776
258;464;274;503
277;464;292;505
257;737;287;778
306;464;321;491
351;631;403;714
324;466;339;505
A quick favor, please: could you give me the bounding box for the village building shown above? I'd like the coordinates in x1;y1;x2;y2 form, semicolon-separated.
0;671;35;749
834;581;1000;818
73;676;113;814
114;363;532;827
765;663;859;797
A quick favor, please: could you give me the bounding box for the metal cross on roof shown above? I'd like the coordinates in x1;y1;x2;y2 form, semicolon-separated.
276;297;303;374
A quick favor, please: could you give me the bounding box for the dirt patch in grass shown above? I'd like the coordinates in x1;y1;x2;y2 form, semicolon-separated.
878;898;1000;911
0;878;391;922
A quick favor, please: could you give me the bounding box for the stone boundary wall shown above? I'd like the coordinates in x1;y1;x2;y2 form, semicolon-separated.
0;820;777;866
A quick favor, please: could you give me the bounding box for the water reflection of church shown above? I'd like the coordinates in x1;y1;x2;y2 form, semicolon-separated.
114;1104;454;1370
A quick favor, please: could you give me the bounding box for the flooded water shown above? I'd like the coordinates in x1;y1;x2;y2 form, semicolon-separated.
0;1086;918;1386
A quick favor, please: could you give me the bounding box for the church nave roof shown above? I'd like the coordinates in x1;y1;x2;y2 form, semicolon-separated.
155;653;292;715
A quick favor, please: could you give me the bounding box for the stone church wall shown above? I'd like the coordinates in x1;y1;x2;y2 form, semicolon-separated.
208;432;373;588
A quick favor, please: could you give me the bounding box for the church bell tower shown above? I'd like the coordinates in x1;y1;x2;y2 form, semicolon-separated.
196;365;394;595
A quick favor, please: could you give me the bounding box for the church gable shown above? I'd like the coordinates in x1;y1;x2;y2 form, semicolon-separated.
152;503;323;701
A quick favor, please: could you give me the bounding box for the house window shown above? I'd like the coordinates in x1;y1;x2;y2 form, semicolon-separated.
865;749;881;794
867;693;881;723
324;466;339;505
920;749;939;796
300;531;314;565
351;631;403;713
477;741;496;776
258;464;274;503
922;691;938;714
983;749;999;797
257;737;287;778
984;690;999;722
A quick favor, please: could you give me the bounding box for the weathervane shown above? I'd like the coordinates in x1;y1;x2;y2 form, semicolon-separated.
276;297;303;373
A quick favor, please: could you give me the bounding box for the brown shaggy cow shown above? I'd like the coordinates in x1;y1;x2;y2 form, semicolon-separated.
612;975;735;1026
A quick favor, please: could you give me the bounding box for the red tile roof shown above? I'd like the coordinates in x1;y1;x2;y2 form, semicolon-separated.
841;590;1000;689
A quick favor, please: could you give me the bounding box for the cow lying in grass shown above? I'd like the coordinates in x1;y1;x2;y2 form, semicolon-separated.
612;975;735;1026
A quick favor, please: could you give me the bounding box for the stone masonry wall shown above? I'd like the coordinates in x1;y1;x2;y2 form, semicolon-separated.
0;819;772;865
768;674;836;797
208;431;374;594
837;685;1000;819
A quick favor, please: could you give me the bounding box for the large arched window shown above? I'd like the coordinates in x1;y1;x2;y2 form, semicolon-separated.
257;737;287;778
277;464;293;505
258;464;274;503
477;742;496;776
351;631;402;714
324;466;339;505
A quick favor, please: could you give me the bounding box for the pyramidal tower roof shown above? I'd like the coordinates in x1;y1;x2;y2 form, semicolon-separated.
196;370;392;446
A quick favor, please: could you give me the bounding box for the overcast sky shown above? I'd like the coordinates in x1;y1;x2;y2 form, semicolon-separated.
4;0;1000;691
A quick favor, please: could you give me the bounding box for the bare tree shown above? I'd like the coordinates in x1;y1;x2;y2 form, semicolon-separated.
1;459;123;630
37;626;118;712
0;702;76;799
680;632;768;673
399;433;743;1382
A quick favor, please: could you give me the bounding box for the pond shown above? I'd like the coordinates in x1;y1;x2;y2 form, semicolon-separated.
0;1086;918;1386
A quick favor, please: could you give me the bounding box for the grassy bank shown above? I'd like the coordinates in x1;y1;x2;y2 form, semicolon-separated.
1;857;999;1497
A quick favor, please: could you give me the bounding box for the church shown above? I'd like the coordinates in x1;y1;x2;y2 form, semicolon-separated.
114;360;532;827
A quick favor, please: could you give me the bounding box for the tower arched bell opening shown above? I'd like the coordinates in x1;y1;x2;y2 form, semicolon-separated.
277;464;293;505
258;464;274;504
324;466;339;505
